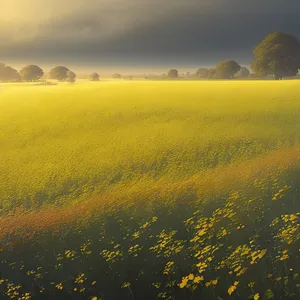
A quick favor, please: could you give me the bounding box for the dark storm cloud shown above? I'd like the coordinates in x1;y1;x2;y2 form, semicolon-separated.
1;0;300;67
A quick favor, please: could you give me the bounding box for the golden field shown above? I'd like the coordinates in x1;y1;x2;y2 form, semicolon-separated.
1;80;300;211
0;80;299;300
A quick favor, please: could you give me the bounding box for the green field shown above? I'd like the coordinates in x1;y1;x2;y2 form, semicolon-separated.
0;80;300;300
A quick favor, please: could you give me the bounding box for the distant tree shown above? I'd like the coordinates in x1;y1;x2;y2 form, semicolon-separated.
112;73;122;79
50;66;69;81
251;32;300;80
167;69;178;78
236;67;250;78
90;72;100;81
208;68;217;78
185;72;191;78
66;71;76;83
196;68;209;78
0;64;21;82
5;66;21;82
19;65;44;81
215;60;241;79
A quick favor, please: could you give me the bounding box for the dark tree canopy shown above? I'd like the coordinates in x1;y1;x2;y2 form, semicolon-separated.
50;66;70;81
251;32;300;80
90;72;100;81
167;69;179;78
0;64;21;82
216;60;241;79
4;66;21;82
19;65;44;81
236;67;250;78
196;68;209;78
66;71;76;83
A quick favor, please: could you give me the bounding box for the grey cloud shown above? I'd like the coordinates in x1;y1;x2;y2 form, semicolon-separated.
1;0;300;68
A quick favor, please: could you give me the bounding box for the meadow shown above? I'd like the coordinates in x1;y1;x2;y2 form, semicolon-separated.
0;80;299;299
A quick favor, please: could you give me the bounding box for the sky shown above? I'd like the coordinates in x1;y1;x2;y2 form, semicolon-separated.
1;0;300;74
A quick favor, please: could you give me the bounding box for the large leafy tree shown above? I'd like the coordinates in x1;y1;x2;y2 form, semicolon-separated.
251;32;300;80
50;66;69;81
215;60;241;79
19;65;44;81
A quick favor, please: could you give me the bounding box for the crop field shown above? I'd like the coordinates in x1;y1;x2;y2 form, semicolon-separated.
0;80;300;299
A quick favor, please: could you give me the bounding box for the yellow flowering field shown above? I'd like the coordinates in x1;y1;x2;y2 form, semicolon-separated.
0;80;299;299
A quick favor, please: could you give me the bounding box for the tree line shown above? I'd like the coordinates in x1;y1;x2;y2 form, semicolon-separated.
1;31;300;82
166;64;250;80
167;31;300;80
0;64;100;83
